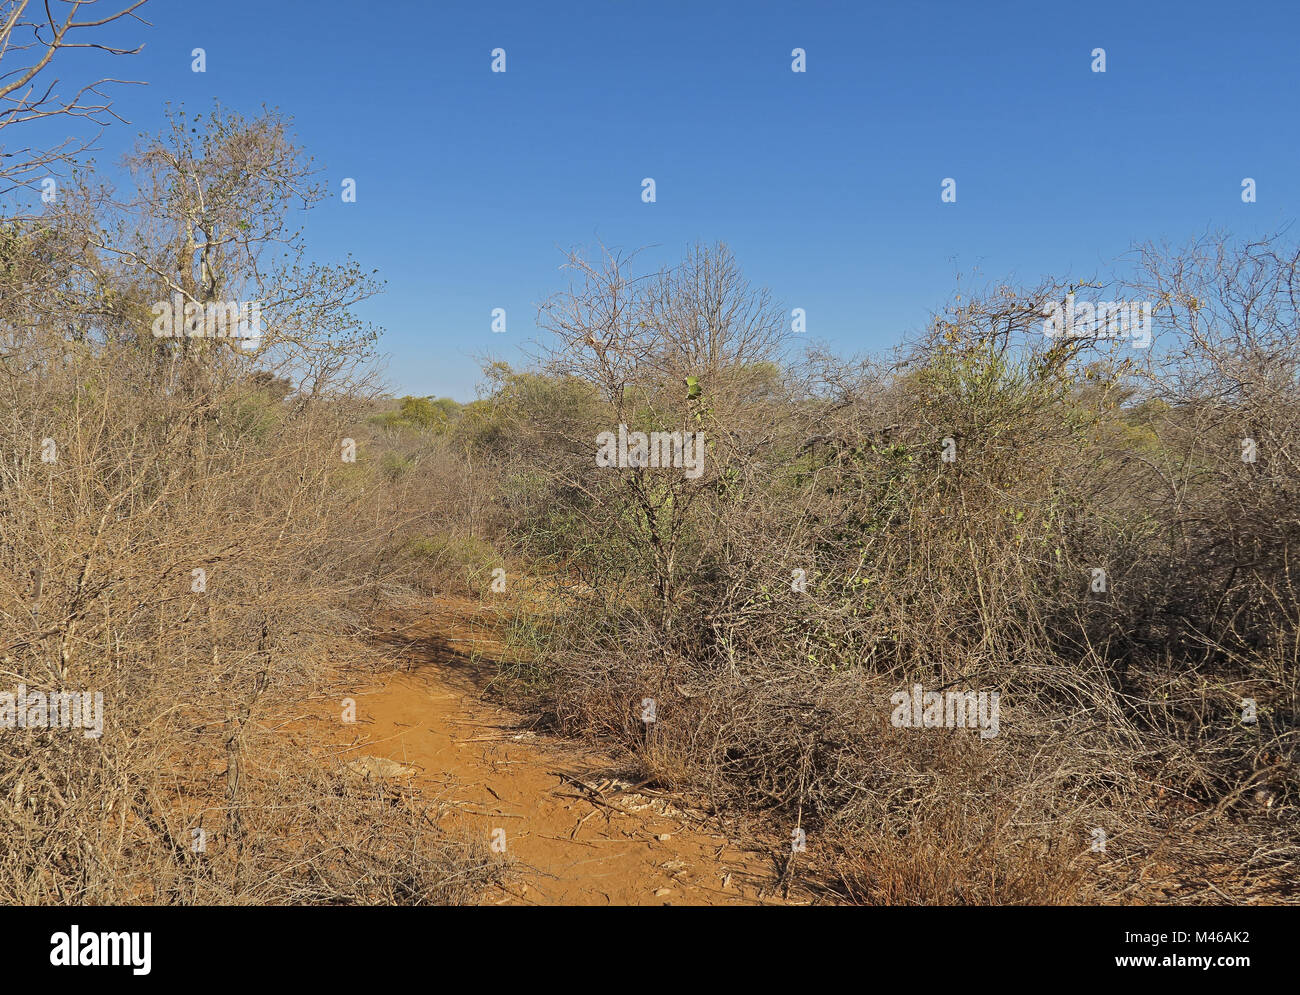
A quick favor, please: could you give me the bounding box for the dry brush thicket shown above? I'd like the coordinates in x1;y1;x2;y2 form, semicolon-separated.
1;4;1294;904
0;104;501;903
462;238;1299;904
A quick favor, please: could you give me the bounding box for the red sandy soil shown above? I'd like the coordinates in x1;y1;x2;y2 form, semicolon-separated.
312;596;790;906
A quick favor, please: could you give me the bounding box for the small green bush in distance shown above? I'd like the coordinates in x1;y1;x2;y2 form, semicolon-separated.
369;395;463;434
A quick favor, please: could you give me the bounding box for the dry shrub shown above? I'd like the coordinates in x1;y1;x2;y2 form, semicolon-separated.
0;107;501;904
0;323;505;903
481;238;1299;904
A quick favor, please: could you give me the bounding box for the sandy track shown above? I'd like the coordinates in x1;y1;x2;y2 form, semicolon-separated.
320;598;785;906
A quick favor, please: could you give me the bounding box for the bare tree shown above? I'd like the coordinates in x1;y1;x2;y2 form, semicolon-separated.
0;0;150;198
29;104;383;400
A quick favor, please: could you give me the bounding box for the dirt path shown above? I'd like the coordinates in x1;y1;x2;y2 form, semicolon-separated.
319;597;785;905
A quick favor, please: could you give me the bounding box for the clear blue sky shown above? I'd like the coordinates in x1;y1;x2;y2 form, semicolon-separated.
50;0;1300;399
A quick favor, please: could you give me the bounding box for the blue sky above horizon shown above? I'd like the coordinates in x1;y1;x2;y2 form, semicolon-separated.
25;0;1300;400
